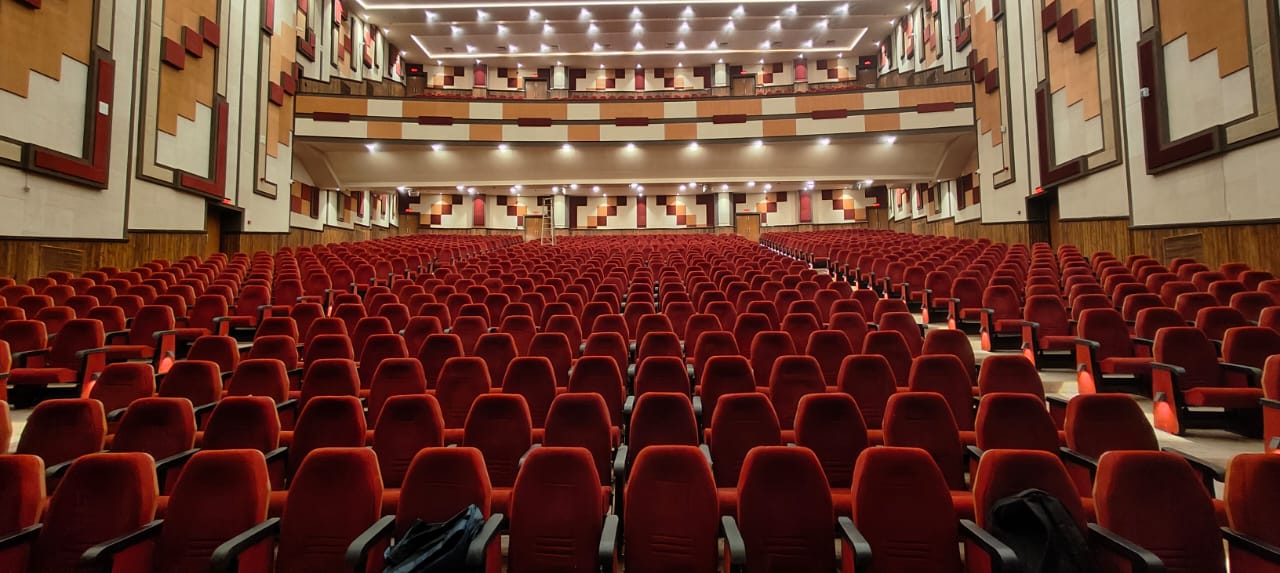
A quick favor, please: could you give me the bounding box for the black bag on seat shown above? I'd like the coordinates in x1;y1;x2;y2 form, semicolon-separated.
383;504;486;573
987;488;1093;573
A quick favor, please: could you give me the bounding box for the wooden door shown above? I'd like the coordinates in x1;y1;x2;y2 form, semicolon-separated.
736;213;762;242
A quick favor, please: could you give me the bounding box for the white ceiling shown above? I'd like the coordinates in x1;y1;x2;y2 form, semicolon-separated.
296;129;975;194
356;0;917;68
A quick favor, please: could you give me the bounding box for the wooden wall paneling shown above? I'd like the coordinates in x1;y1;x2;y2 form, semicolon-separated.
1055;218;1131;258
0;232;213;282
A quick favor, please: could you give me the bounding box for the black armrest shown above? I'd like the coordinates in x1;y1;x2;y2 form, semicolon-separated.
80;520;164;571
193;402;216;421
210;518;281;573
597;514;619;572
46;460;73;480
721;516;747;573
104;330;132;344
1132;337;1155;348
1263;398;1280;409
1151;362;1185;377
344;514;395;573
965;445;985;463
622;396;635;419
699;444;713;467
264;446;288;467
276;399;298;416
1059;447;1098;478
612;446;628;483
959;519;1021;572
1162;447;1226;493
692;396;703;421
1088;523;1165;572
106;407;128;422
1221;362;1263;385
76;346;116;361
0;524;40;551
1072;338;1100;350
518;444;542;469
837;516;873;571
1223;527;1280;564
1046;395;1070;410
154;448;199;488
12;348;49;366
465;514;505;572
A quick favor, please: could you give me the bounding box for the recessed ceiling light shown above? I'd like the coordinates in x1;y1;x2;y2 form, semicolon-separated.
556;61;562;66
528;8;541;22
592;42;603;51
633;22;644;34
723;20;735;31
365;143;378;152
400;50;407;56
759;57;766;63
747;181;756;187
516;62;522;68
540;43;551;52
451;25;463;37
864;179;875;185
769;19;782;31
636;185;644;192
688;141;699;149
496;24;508;36
783;4;797;17
706;40;718;49
468;187;476;194
732;4;746;18
587;22;599;35
475;9;488;22
834;3;849;15
630;183;639;189
721;184;729;190
551;186;560;193
498;143;510;151
592;185;601;192
677;61;683;67
456;184;465;191
425;11;437;21
437;60;443;65
570;183;579;190
676;42;686;51
718;58;724;63
432;143;444;151
466;44;476;53
626;143;636;150
600;63;605;68
630;6;643;19
753;139;764;147
679;184;687;191
818;137;831;145
579;8;591;20
635;41;644;50
678;21;690;34
882;135;897;145
636;62;642;68
562;143;573;150
681;6;695;19
688;181;697;187
542;23;554;35
764;183;773;190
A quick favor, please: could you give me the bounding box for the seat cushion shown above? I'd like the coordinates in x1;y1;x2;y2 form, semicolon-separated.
951;491;975;521
1099;357;1153;375
105;345;154;361
8;368;78;386
1039;335;1076;351
717;487;738;516
994;319;1024;333
382;488;401;516
1183;387;1264;408
833;490;852;517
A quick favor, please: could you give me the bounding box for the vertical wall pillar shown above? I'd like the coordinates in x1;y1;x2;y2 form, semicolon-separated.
552;65;567;90
793;57;808;92
713;63;728;87
636;196;647;228
799;189;813;223
635;67;645;91
716;192;733;227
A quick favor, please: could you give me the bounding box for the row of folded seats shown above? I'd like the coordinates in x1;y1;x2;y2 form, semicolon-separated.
0;231;1275;571
0;392;1275;572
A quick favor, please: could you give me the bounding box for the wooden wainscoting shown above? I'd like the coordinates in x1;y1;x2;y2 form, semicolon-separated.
0;232;215;282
